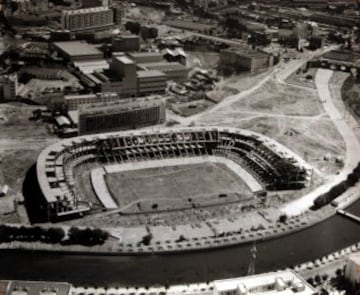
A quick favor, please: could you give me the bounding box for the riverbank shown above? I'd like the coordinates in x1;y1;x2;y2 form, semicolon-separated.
0;205;336;255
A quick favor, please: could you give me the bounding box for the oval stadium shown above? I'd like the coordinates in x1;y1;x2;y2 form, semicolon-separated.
35;126;313;251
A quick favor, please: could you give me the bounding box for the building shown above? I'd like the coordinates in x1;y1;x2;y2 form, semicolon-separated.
127;52;164;64
53;41;104;62
81;0;112;8
112;34;140;52
137;70;167;96
0;280;71;295
78;99;166;135
11;0;49;14
110;55;137;96
63;92;121;111
214;271;316;295
138;61;190;83
219;47;272;73
345;252;360;288
2;74;18;101
61;6;114;32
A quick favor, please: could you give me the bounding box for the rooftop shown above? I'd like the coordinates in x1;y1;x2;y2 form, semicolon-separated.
80;99;164;115
214;271;316;295
113;55;135;65
54;41;103;57
62;6;111;15
128;52;163;58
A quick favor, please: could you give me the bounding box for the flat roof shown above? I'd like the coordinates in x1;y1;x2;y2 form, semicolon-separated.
128;52;162;58
113;55;135;65
63;6;111;15
54;41;102;57
214;271;316;295
80;99;164;115
139;62;188;71
137;70;166;78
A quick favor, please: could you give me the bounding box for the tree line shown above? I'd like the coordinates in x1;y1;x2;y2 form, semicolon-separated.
0;225;109;246
312;162;360;210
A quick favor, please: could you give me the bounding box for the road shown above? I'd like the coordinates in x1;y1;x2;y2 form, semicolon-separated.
281;69;360;215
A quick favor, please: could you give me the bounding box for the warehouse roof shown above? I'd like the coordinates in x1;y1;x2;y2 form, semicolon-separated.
54;41;102;57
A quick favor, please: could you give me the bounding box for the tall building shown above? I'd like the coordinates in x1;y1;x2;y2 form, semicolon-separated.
2;74;18;101
110;55;137;96
61;7;114;32
78;99;166;135
112;34;140;52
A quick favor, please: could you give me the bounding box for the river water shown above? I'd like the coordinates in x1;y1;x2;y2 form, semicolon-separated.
0;201;359;286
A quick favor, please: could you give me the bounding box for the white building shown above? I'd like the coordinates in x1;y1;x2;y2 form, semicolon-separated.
213;271;317;295
345;252;360;286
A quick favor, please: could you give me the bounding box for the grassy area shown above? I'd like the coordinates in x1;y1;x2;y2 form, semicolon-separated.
104;162;252;213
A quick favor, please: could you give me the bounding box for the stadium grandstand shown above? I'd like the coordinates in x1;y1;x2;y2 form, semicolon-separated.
36;127;312;221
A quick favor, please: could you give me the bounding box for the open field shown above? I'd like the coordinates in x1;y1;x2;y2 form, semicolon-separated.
104;162;252;213
0;103;58;224
195;79;345;179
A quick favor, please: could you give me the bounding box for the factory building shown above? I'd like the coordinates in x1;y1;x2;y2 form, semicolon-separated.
112;34;140;52
137;70;167;96
138;62;190;83
219;47;273;74
53;41;104;62
78;99;166;135
61;6;114;32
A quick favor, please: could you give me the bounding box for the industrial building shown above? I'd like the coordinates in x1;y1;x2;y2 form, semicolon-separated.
127;52;164;64
61;6;114;32
112;34;140;52
109;55;137;96
78;99;166;135
138;61;190;83
219;47;273;73
53;41;104;62
137;70;167;96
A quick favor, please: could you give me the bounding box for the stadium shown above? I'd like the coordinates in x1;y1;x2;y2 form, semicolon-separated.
36;127;313;222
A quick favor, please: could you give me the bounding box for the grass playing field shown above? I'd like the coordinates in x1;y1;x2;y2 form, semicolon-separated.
104;162;253;213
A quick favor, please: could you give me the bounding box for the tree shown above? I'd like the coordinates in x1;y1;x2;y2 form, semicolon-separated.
278;214;288;223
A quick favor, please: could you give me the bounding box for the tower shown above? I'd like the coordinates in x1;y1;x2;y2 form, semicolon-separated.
247;242;257;275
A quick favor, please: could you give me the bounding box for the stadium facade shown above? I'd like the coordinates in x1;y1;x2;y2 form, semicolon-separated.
36;127;312;221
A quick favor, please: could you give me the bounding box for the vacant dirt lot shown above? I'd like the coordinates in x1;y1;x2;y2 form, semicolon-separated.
0;103;58;223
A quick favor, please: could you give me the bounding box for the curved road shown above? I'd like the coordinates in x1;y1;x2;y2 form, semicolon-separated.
281;69;360;215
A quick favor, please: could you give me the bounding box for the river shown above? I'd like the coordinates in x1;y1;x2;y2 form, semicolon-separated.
0;201;359;286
